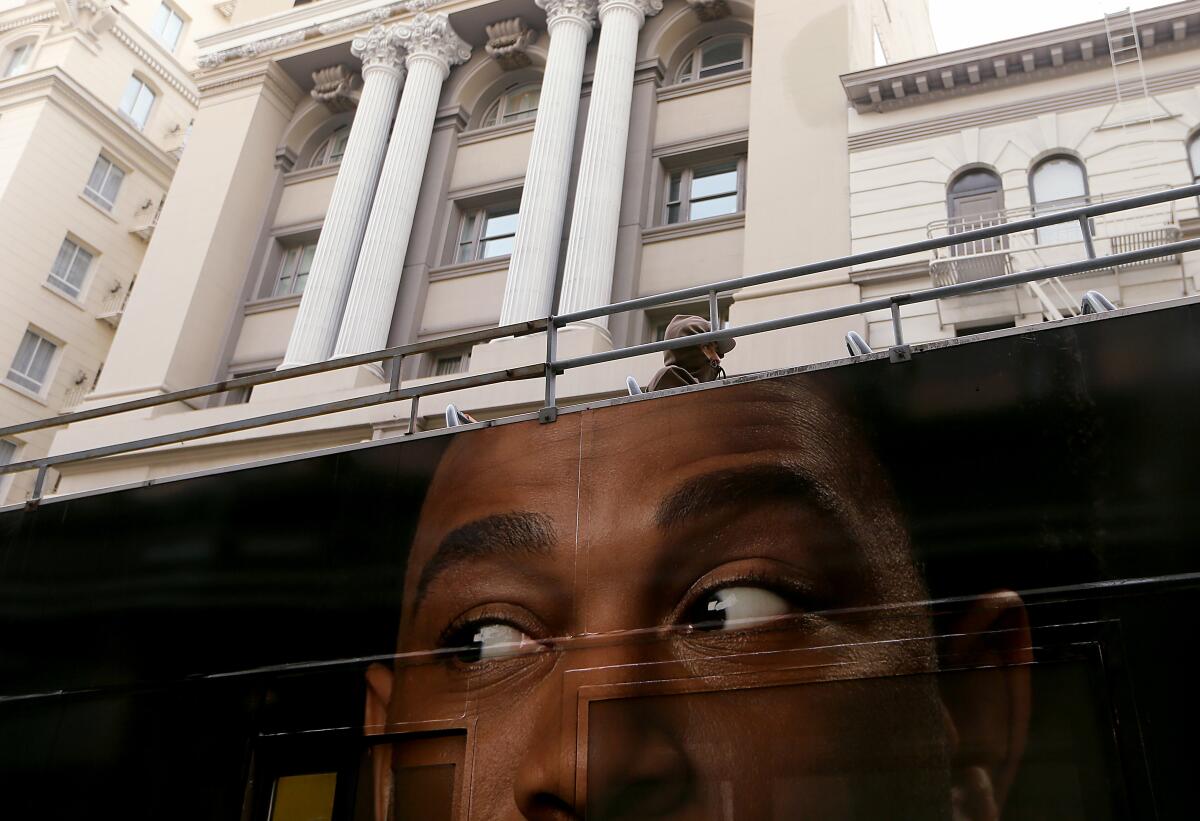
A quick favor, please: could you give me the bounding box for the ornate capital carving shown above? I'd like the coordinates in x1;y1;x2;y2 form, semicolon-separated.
311;64;361;112
687;0;730;21
485;17;539;70
598;0;663;26
351;24;407;72
537;0;600;30
395;13;472;73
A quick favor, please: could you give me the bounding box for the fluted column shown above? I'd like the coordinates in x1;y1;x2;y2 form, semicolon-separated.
558;0;661;328
497;0;599;326
333;14;471;358
281;27;406;368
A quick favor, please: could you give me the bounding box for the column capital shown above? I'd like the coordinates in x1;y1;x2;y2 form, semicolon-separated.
351;24;406;73
537;0;599;31
396;13;472;76
598;0;662;26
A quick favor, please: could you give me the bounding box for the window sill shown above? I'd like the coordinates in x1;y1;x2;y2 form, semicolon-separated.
244;293;303;315
79;192;119;222
458;119;536;147
284;164;341;184
429;255;511;282
657;69;752;102
42;280;89;311
643;212;745;244
1;378;50;406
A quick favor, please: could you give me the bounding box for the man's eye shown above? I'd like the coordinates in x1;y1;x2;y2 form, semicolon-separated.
447;622;538;664
690;586;791;631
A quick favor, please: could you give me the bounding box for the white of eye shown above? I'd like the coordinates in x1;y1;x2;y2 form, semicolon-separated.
706;587;790;629
473;623;537;660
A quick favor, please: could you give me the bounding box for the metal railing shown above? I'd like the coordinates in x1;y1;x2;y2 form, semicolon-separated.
4;182;1200;502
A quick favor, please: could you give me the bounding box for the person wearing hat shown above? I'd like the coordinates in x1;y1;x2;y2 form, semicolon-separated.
647;314;736;392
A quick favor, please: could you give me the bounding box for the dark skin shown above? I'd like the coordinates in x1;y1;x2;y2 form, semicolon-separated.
366;380;1032;820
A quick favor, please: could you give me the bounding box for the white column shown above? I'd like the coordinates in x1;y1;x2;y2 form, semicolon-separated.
497;0;599;326
557;0;661;328
333;14;471;358
281;26;406;367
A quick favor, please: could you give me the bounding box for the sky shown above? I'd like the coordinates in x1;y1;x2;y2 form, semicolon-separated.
929;0;1170;53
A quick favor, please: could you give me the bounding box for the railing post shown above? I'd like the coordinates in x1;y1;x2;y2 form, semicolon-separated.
1080;216;1097;259
707;289;720;331
540;318;559;424
388;354;403;393
889;297;912;363
31;464;48;503
406;395;420;436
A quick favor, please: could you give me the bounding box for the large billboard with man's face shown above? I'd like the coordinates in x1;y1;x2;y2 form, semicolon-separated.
3;299;1200;820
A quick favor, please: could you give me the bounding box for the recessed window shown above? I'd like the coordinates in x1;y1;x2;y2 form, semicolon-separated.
151;3;185;52
3;41;33;78
221;368;270;406
309;126;350;168
676;35;750;84
455;206;518;263
119;76;156;130
273;242;317;297
83;154;125;211
1030;155;1090;244
434;354;466;376
48;238;94;299
665;159;744;225
6;329;58;394
480;83;541;128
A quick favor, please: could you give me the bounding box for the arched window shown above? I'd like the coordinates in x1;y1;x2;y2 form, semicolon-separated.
1188;133;1200;184
1030;155;1089;244
480;83;541;129
309;126;350;168
3;38;35;79
947;169;1005;255
675;34;751;84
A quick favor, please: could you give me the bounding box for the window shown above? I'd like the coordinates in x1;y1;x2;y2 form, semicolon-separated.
3;40;33;78
0;438;17;499
221;369;270;406
309;126;350;168
119;76;156;129
647;298;731;343
1030;155;1089;244
480;83;541;128
47;237;94;299
664;159;744;225
1189;133;1200;184
273;242;317;297
675;34;750;84
434;354;466;376
947;169;1006;256
455;206;518;263
6;329;58;394
83;154;125;211
151;3;185;52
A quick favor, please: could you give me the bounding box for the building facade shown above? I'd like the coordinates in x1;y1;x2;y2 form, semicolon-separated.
0;0;231;503
23;0;1200;499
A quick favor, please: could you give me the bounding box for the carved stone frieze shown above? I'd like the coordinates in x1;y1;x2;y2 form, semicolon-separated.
536;0;600;29
310;64;361;111
687;0;731;22
485;18;538;70
395;13;471;71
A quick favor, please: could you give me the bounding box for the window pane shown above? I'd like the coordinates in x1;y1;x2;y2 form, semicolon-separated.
0;440;15;467
1031;157;1087;206
668;172;682;204
162;14;184;50
458;213;477;245
666;203;682;224
677;55;694;82
131;85;155;127
701;38;744;69
152;4;171;34
297;244;317;276
10;330;38;375
482;211;518;239
691;165;738;199
28;336;55;382
68;246;93;287
481;236;514;259
268;773;337;821
51;239;77;279
100;164;124;205
274;247;298;296
329;129;349;163
481;100;501;128
434;355;464;376
503;86;540;122
119;77;142;116
4;43;31;78
86;156;110;194
1190;137;1200;179
689;194;738;221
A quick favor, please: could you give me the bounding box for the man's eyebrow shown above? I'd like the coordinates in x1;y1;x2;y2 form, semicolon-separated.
414;512;557;604
654;464;839;530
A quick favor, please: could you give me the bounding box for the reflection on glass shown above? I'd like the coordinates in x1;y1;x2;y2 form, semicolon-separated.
269;773;336;821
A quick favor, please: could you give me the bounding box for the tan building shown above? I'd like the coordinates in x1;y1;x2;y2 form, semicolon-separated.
0;0;231;503
16;0;1200;500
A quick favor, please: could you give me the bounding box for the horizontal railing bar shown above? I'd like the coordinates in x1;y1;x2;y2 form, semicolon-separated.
554;238;1200;372
0;364;544;477
555;182;1200;325
0;319;547;440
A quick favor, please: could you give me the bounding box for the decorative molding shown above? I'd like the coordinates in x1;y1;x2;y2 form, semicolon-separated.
319;3;405;37
274;145;298;172
197;29;308;69
485;17;538;71
656;66;749;100
642;212;744;244
848;260;931;286
244;293;303;315
457;116;536;145
428;256;511;282
687;0;730;22
848;63;1200;152
651;127;748;159
350;23;405;71
283;162;340;184
0;11;57;34
109;23;199;105
598;0;664;24
214;1;237;19
396;12;471;73
310;64;361;111
537;0;599;30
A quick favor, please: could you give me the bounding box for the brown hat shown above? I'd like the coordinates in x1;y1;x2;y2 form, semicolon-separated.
663;315;736;355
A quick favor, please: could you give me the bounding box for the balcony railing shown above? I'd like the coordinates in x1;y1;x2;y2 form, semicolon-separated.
927;188;1181;287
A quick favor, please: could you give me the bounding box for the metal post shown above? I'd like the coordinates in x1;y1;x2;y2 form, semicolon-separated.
540;319;559;424
406;395;420;436
707;289;720;331
388;355;403;393
31;464;48;501
1080;216;1097;259
889;298;912;363
890;300;905;346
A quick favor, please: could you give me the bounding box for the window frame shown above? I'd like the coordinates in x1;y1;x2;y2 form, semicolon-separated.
46;236;96;300
479;82;542;129
118;75;157;130
83;152;126;211
2;39;34;78
308;126;351;169
454;204;520;264
151;2;187;53
5;328;60;397
674;33;752;85
271;240;318;298
662;157;746;226
0;437;21;501
1029;154;1091;245
424;345;472;378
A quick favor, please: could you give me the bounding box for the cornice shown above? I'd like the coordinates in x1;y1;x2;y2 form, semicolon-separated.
428;256;510;282
842;1;1200;113
657;67;749;101
0;10;58;34
282;163;340;185
196;59;305;112
849;62;1200;152
642;212;744;244
109;23;199;105
848;260;931;286
457;116;535;145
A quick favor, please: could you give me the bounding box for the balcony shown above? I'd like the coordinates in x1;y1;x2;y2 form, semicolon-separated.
96;280;132;328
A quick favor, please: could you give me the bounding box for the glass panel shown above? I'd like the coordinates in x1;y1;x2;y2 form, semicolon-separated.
677;55;694;83
1190;137;1200;179
481;236;514;259
666;203;682;224
329;129;349;162
4;43;31;78
67;246;93;288
130;85;155;128
10;331;38;375
274;247;299;297
27;336;56;382
434;355;463;376
458;213;477;245
86;156;109;195
296;244;317;277
689;194;739;221
668;172;682;204
268;773;337;821
700;38;745;69
51;240;76;279
0;439;15;466
482;211;519;240
503;86;540;122
1032;157;1087;244
100;164;124;205
691;165;738;199
119;77;142;117
152;3;171;35
480;99;501;128
161;13;184;51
